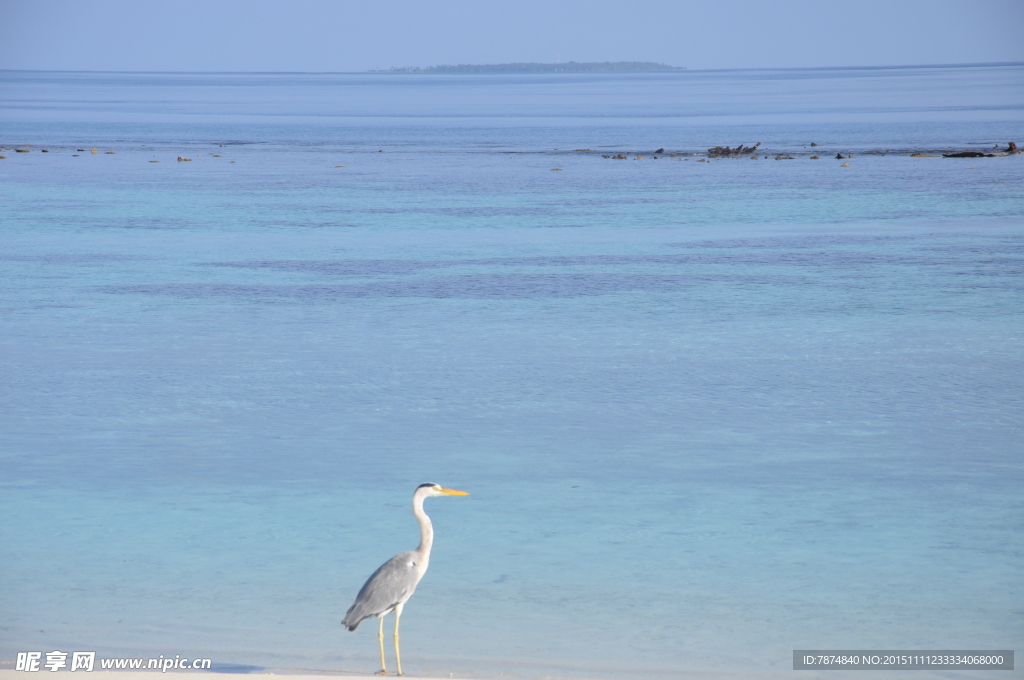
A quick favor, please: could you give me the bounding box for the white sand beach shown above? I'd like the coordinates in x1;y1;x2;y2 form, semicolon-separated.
1;670;998;680
0;667;847;680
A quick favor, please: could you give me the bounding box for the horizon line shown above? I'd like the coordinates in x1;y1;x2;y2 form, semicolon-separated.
1;60;1021;76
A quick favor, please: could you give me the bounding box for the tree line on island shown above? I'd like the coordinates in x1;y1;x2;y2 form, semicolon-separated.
371;61;684;74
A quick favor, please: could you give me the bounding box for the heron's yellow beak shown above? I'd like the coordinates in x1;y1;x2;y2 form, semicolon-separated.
438;487;470;496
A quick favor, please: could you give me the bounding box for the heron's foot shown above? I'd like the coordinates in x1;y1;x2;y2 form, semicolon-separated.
374;670;387;676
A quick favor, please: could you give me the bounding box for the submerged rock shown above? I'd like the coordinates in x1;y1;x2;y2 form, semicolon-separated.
942;151;993;158
708;142;760;157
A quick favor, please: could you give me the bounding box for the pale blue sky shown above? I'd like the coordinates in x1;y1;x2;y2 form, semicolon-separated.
1;0;1022;72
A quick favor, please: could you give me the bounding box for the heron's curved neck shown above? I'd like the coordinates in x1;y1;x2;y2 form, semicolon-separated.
413;492;434;557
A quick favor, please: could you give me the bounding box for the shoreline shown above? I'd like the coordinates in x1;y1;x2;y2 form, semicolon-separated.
0;670;1002;680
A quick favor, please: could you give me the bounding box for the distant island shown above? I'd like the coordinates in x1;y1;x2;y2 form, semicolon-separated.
370;61;685;74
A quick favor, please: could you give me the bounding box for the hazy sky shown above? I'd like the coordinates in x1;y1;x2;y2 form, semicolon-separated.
1;0;1022;72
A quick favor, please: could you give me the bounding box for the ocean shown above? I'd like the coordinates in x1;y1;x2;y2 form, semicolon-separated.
1;64;1022;679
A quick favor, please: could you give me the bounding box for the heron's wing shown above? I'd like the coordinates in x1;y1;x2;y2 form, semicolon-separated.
342;551;422;631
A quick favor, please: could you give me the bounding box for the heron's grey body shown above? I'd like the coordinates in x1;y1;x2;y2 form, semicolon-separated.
342;550;424;631
342;483;468;675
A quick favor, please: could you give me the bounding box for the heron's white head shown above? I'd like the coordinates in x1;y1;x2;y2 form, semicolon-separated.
417;482;470;497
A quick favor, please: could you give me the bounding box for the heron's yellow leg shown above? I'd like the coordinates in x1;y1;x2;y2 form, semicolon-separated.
394;603;405;676
375;616;387;675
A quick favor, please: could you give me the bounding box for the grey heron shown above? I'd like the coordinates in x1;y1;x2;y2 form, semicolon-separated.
342;483;469;676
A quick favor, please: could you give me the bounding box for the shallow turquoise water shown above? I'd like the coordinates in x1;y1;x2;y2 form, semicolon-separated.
1;65;1023;678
